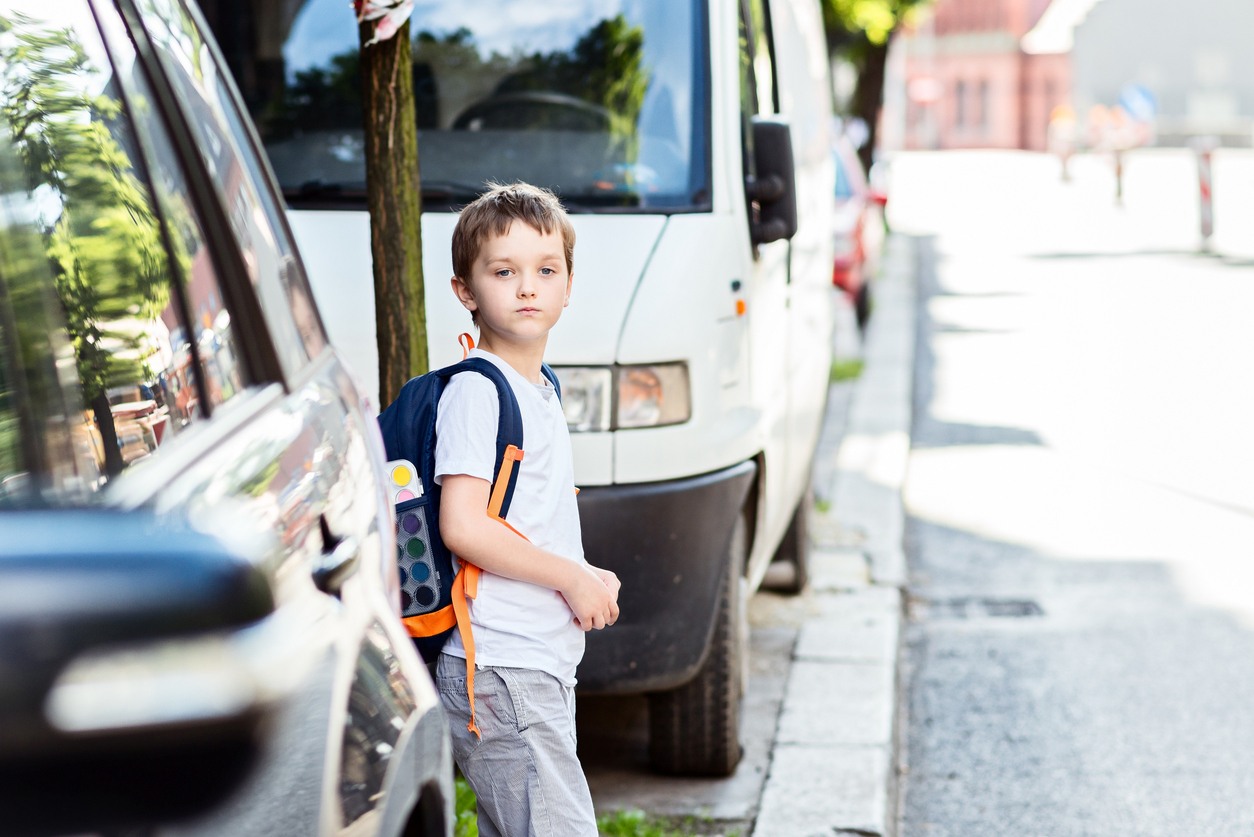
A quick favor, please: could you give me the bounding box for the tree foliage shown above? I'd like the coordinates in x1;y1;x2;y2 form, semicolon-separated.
822;0;929;48
498;14;649;137
821;0;931;169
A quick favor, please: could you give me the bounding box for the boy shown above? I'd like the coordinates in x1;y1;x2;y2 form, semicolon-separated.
435;182;619;837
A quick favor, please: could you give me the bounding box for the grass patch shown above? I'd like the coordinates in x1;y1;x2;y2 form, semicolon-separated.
457;782;735;837
830;358;864;382
598;809;675;837
455;777;478;837
598;809;733;837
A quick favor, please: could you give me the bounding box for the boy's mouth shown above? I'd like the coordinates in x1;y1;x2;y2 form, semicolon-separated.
517;307;540;314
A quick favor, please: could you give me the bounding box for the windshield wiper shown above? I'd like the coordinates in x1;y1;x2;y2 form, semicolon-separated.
285;181;365;201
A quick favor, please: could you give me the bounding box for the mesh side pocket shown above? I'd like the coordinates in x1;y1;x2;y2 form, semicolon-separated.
396;501;440;616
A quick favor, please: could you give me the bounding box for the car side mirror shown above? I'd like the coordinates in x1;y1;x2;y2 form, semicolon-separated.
0;510;276;837
746;117;798;246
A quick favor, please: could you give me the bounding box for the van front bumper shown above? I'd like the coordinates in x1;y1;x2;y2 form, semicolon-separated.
574;460;757;694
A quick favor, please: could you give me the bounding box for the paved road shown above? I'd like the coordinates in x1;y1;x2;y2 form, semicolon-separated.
897;150;1254;835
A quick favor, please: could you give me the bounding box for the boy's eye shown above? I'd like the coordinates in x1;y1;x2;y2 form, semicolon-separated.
540;267;555;276
495;269;512;278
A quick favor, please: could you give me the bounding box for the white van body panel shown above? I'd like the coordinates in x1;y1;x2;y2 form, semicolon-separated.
613;214;762;481
288;210;376;396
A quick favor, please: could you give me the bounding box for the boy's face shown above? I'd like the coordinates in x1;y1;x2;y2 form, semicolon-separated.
452;222;571;343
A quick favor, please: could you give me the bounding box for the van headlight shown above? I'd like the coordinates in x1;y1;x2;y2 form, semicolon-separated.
552;363;690;431
554;367;613;432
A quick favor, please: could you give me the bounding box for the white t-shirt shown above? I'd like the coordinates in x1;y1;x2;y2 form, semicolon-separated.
434;348;585;685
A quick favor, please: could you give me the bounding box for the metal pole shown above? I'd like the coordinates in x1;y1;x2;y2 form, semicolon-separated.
1114;150;1124;205
1197;145;1214;247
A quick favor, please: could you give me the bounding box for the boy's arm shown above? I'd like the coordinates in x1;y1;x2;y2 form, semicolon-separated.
439;474;619;631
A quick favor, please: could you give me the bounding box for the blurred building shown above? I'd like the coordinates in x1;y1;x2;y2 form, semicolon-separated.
895;0;1071;151
1072;0;1254;147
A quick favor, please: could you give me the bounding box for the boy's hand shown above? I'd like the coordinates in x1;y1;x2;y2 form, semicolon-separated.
561;563;619;631
590;566;620;602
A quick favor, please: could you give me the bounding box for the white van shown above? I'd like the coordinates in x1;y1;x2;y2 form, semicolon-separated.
207;0;834;776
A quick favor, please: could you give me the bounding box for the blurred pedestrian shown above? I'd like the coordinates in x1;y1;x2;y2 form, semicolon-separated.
1048;104;1077;182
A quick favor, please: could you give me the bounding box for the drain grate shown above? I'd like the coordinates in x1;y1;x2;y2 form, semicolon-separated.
914;597;1043;620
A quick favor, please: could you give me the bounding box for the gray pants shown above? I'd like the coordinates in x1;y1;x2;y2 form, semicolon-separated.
436;653;597;837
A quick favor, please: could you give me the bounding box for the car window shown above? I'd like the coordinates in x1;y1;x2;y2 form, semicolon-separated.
132;0;319;376
0;1;245;503
94;11;250;414
204;0;711;212
211;70;326;360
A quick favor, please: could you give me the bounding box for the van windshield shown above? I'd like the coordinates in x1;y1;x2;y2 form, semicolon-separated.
207;0;710;212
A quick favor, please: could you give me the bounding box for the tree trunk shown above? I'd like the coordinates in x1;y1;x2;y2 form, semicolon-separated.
853;37;891;174
360;19;427;409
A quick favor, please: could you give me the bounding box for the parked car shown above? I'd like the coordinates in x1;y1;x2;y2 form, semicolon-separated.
831;135;887;329
204;0;835;776
0;1;451;835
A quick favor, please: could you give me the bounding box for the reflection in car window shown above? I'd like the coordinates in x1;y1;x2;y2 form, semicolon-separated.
0;2;239;500
0;148;86;506
94;6;249;412
0;301;21;497
134;0;317;376
205;0;710;211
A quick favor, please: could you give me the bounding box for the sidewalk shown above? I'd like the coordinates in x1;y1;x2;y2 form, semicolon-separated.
752;233;916;837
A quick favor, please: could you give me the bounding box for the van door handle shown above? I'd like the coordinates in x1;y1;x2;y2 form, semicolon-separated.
313;529;359;596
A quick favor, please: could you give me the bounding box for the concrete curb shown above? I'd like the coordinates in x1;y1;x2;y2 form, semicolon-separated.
753;235;915;837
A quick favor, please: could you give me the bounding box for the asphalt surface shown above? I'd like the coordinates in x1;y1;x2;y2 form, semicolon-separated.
897;150;1254;836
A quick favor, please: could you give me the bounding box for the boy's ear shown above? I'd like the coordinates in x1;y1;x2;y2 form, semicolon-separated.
451;275;478;313
564;272;573;308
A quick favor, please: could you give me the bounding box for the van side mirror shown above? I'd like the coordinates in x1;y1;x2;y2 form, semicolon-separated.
0;510;275;837
746;117;798;246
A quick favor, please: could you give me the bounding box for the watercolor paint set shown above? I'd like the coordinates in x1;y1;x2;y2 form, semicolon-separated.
385;459;440;616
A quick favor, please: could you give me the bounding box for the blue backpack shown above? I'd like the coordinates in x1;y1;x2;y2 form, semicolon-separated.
377;343;561;736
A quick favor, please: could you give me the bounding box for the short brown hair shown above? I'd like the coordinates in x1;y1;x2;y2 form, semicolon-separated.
451;183;576;324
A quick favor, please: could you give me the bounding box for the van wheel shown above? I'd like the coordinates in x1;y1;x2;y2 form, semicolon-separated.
647;513;747;777
766;491;811;594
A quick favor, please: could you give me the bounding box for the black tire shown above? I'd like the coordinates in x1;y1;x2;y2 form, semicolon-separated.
647;513;747;777
855;281;872;332
767;490;811;594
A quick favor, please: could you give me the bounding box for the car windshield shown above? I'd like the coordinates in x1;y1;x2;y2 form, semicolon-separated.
209;0;710;212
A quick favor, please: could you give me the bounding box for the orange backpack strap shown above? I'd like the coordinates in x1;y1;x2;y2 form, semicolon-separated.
401;606;456;637
458;332;475;360
453;444;528;740
487;445;524;520
451;562;482;738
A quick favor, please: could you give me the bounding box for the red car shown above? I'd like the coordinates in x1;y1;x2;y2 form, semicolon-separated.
831;137;887;329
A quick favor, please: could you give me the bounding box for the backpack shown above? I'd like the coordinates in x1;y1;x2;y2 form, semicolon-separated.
376;336;561;736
